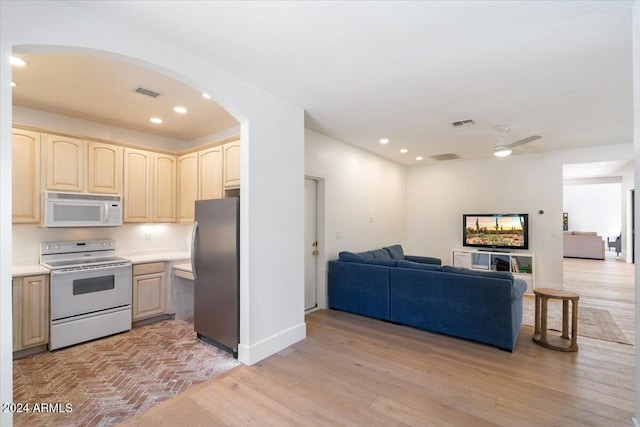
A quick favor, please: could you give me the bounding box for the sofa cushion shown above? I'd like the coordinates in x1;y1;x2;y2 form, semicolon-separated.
338;251;367;263
441;266;514;284
397;260;441;271
360;249;392;260
366;259;398;267
383;244;405;260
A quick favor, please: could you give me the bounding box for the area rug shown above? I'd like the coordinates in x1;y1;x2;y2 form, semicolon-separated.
13;319;240;427
522;295;632;345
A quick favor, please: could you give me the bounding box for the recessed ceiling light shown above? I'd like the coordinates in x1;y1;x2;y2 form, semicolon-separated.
416;156;424;161
10;56;27;67
11;81;17;87
400;148;408;154
379;138;390;144
202;93;211;100
174;106;188;114
150;117;163;124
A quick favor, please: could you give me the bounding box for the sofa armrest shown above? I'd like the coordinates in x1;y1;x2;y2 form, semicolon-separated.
404;255;442;266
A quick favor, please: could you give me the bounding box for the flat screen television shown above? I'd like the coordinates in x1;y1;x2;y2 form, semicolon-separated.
463;214;529;250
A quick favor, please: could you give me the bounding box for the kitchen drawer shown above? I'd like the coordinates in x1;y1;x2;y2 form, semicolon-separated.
133;262;165;276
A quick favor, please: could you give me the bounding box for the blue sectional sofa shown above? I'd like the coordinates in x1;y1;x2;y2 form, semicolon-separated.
328;245;527;351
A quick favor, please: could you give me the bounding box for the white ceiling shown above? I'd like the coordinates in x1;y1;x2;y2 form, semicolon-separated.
563;160;633;179
14;1;635;166
11;53;238;141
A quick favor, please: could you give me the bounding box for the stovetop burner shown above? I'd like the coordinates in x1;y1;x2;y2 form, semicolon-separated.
40;239;130;270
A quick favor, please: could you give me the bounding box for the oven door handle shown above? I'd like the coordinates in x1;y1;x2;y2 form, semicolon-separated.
191;220;198;281
50;264;131;277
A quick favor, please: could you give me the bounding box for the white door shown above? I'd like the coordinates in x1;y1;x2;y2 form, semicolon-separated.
305;178;318;310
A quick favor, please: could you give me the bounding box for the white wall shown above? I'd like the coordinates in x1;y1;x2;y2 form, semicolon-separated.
13;224;191;266
563;181;622;239
305;129;407;308
406;143;634;289
632;1;640;423
1;2;305;420
407;153;563;288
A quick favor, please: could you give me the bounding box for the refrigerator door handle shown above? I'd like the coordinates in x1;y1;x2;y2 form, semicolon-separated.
191;220;199;280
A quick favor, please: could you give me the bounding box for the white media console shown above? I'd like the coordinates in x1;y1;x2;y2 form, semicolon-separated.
451;248;535;293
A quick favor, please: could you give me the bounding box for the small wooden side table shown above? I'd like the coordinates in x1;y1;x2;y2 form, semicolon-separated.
533;288;579;352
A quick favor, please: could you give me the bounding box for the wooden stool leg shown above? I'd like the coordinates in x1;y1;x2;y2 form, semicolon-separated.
540;296;548;345
561;299;569;339
570;299;579;351
534;294;540;336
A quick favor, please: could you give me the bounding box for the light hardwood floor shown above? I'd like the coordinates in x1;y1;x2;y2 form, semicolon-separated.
121;257;635;426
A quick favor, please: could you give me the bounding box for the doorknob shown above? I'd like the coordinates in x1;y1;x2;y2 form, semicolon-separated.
312;250;319;256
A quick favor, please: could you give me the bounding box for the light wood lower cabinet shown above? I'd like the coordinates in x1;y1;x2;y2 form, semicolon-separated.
12;129;41;223
13;275;49;352
132;262;167;321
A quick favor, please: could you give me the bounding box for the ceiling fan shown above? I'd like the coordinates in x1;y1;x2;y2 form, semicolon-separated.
493;126;542;157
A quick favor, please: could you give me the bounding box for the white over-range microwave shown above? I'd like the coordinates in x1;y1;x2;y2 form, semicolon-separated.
43;191;123;227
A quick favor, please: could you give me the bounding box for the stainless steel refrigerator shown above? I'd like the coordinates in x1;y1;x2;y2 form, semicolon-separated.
191;197;239;358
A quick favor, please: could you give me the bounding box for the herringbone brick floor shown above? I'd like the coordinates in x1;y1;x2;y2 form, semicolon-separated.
13;319;240;426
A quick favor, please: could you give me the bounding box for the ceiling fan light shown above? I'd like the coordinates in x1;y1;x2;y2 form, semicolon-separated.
493;145;512;157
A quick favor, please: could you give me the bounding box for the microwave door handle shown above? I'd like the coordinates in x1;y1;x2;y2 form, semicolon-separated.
104;202;109;223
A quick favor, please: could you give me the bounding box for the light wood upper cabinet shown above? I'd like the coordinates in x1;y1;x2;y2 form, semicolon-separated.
199;145;224;200
177;153;198;222
223;140;240;189
123;148;152;222
153;153;177;222
12;129;41;223
88;141;123;194
43;134;86;192
13;275;49;352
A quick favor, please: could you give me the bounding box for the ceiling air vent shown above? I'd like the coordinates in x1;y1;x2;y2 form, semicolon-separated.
430;153;461;161
451;119;475;127
133;86;162;98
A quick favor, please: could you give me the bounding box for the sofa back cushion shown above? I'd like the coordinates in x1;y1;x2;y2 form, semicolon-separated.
441;266;514;284
383;245;405;260
339;251;396;266
338;251;367;263
361;249;392;260
396;260;441;271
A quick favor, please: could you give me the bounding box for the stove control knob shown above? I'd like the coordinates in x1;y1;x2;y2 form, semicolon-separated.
44;245;50;251
102;242;107;247
109;242;114;247
53;245;59;251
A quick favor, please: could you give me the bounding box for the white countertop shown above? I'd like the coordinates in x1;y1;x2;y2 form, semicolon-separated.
12;264;50;277
12;252;191;277
172;263;194;280
119;251;190;264
173;263;192;272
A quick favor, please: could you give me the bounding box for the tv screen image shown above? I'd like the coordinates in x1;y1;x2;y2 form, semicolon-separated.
463;214;529;250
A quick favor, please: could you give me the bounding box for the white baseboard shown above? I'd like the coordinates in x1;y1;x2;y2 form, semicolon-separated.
238;321;306;365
